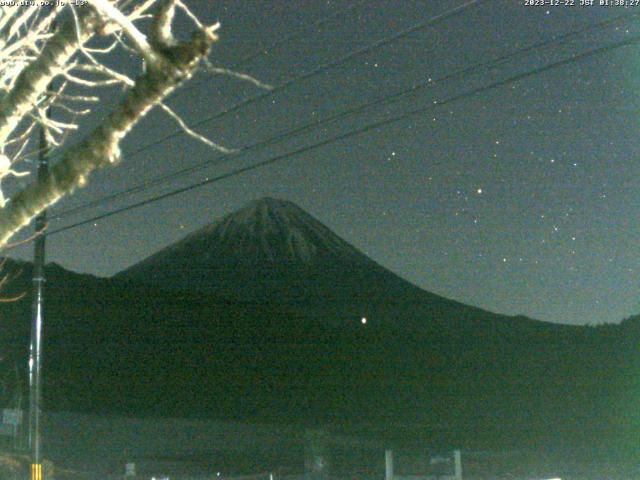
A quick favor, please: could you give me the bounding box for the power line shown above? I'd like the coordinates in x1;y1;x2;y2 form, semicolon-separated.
52;11;639;221
45;0;484;169
128;0;484;153
46;34;640;237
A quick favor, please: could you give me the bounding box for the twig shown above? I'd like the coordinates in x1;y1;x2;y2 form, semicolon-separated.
158;102;236;153
203;59;273;90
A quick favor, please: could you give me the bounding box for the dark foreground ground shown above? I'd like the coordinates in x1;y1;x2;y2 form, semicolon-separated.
1;411;639;480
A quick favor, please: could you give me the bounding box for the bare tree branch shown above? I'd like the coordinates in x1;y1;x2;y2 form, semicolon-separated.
0;12;221;246
0;9;100;147
0;1;245;248
87;0;160;66
203;60;273;91
158;102;235;153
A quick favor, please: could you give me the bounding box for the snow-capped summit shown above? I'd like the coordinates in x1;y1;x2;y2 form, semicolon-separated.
116;197;429;303
193;196;364;264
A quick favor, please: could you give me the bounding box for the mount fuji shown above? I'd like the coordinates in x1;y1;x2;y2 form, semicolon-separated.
0;197;636;451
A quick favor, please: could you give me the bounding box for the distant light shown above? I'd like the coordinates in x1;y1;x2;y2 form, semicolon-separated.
217;473;221;477
476;188;483;194
361;317;367;325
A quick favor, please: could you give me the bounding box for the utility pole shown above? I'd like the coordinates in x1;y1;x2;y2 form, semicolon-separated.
385;449;394;480
27;10;56;478
28;91;50;480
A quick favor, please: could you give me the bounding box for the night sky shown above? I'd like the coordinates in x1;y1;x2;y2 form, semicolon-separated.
7;0;640;326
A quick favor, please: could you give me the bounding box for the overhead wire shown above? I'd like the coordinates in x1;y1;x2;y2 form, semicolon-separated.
44;0;485;169
51;10;640;221
45;33;640;237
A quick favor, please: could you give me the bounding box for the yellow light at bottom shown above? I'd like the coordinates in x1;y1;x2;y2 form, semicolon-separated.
31;463;42;480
